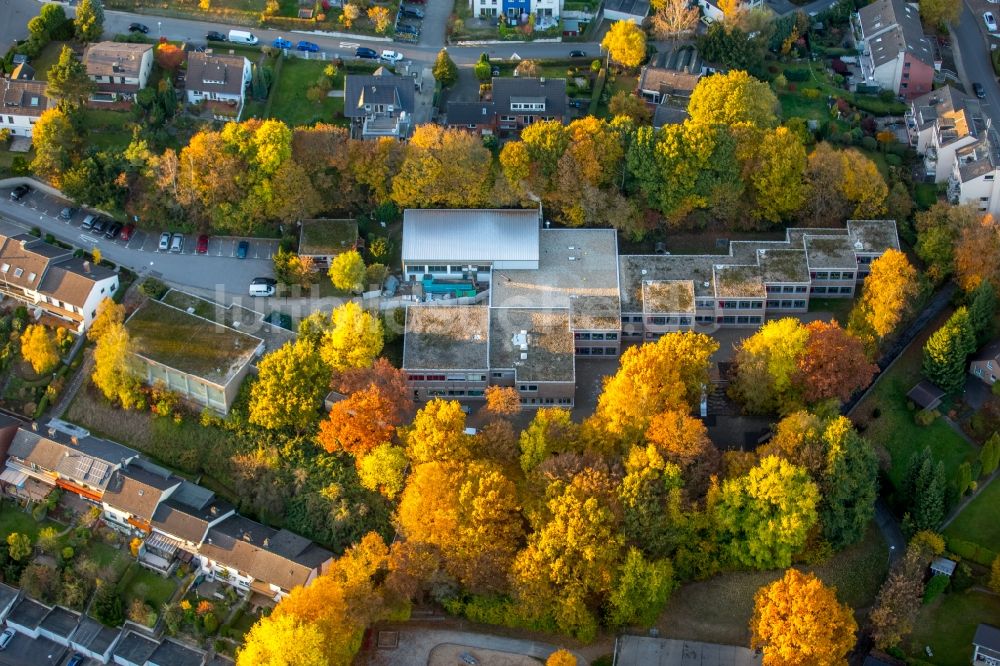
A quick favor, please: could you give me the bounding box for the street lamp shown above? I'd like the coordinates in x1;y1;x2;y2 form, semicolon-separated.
888;545;896;567
157;21;162;39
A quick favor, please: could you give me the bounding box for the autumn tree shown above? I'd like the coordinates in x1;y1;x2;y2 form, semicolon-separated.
869;542;928;649
848;249;919;354
601;20;647;69
513;471;623;640
649;0;699;41
990;555;1000;594
607;548;676;627
239;615;327;666
796;320;877;404
608;91;651;124
396;460;522;592
328;250;366;293
802;143;888;224
404;399;472;464
357;444;408;499
432;49;458;87
519;408;582;471
969;280;997;345
317;385;401;458
31;108;80;187
546;650;578;666
155;43;186;72
74;0;105;42
595;331;718;443
91;321;142;409
485;385;521;418
341;2;360;27
21;324;60;375
751;569;856;666
249;340;329;431
919;0;960;28
367;5;391;33
88;298;124;343
319;302;384;372
688;70;778;127
955;215;1000;292
7;532;31;561
914;203;978;283
46;46;94;110
749;126;807;223
923;307;976;394
391;125;494;208
644;409;719;496
715;456;819;569
729;318;810;415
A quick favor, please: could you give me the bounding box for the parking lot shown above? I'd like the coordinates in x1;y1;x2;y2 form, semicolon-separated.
6;188;281;260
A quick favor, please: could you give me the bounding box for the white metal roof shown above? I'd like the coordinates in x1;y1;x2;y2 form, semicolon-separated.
402;209;540;264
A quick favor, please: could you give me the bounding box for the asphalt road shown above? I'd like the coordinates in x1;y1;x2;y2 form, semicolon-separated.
0;185;277;297
954;2;1000;121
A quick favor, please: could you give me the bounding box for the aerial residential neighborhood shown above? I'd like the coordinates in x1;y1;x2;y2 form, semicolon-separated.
0;0;999;663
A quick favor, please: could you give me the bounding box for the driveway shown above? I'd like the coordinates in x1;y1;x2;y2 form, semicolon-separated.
0;184;276;299
418;0;451;48
366;626;590;666
953;0;1000;127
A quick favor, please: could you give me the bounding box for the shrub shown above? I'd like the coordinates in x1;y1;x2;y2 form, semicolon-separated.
861;135;878;151
885;154;902;166
785;68;810;81
203;612;219;634
947;537;997;566
922;573;949;604
139;277;169;300
60;546;74;562
915;408;938;426
952;562;975;592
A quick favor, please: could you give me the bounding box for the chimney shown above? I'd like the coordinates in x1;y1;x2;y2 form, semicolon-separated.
31;421;38;431
47;427;56;438
263;537;270;548
210;505;218;516
70;436;78;445
83;261;90;273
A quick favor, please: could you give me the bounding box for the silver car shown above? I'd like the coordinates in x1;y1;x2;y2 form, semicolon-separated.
170;233;184;253
158;232;171;251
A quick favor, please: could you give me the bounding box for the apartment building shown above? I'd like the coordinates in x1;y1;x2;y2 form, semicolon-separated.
0;79;53;137
854;0;936;99
471;0;561;20
82;42;154;101
0;234;119;333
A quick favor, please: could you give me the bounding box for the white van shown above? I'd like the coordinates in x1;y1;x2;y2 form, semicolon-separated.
228;29;258;45
249;277;276;297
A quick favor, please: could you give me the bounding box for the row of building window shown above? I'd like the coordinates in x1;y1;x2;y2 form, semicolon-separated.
408;264;491;274
425;389;487;397
718;316;763;324
811;286;853;294
810;271;856;280
576;347;619;355
766;300;808;309
719;300;763;309
574;332;618;340
765;285;809;294
648;316;692;326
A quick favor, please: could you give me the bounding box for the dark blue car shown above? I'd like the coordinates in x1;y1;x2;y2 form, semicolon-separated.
273;37;292;49
296;41;320;52
236;240;249;259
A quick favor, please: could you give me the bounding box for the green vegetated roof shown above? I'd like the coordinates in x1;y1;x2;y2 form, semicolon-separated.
713;264;765;298
759;249;809;283
126;299;261;386
805;235;858;269
299;219;358;256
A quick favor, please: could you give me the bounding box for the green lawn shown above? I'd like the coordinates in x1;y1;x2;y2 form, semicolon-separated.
266;58;346;128
83;540;131;580
945;477;1000;551
852;307;976;493
915;182;940;210
118;562;178;611
0;501;63;540
31;41;71;81
655;523;888;646
808;297;853;324
906;590;1000;665
80;109;136;152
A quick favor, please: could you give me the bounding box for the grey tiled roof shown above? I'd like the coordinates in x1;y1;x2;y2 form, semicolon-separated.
492;77;567;119
343;70;415;118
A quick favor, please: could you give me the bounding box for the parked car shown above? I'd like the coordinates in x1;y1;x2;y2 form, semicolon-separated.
381;49;404;63
0;629;14;650
296;40;320;52
236;240;249;259
569;49;586;58
974;82;987;98
196;234;209;254
158;232;171;251
400;6;424;18
568;98;587;108
249;277;277;297
206;30;228;42
356;46;378;59
986;11;998;31
81;214;97;230
128;22;149;33
459;654;479;666
9;184;30;201
91;217;109;235
273;37;292;49
396;23;419;35
58;206;77;220
120;223;135;241
105;221;123;240
170;233;184;253
67;655;85;666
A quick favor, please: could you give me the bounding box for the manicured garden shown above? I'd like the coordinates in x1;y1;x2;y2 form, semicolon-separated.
906;590;1000;666
118;562;179;621
266;57;346;128
944;476;1000;554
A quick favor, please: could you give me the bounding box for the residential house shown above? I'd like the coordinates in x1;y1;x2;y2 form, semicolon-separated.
0;233;120;333
638;47;703;128
124;298;264;414
83;42;154;101
604;0;651;24
69;616;122;664
297;219;359;269
101;459;183;536
0;79;53;137
490;77;566;135
473;0;561;21
970;339;1000;386
343;67;415;140
10;62;35;80
905;86;985;181
148;482;235;563
946;139;1000;216
445;101;496;136
973;624;1000;666
854;0;937;99
697;0;763;21
197;515;334;601
185;51;252;120
2;421;139;503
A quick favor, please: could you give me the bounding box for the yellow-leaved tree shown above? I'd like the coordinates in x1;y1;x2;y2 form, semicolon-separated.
319;301;384;372
750;568;857;666
249;340;330;431
402;398;473;464
728;317;811;415
21;324;60;375
847;249;919;354
601;20;647;68
687;70;778;128
328;249;366;293
546;649;578;666
91;317;143;410
391;125;494;208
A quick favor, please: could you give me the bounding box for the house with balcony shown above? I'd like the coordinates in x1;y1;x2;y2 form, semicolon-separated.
639;47;703;128
101;459;182;537
0;79;53;137
0;234;119;333
185;51;252;120
490;77;566;135
472;0;562;21
854;0;936;100
83;42;154;101
906;86;987;182
2;421;139;504
344;67;415;140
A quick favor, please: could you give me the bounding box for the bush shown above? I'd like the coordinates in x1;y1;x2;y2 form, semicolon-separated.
785;68;810;81
952;562;975;592
861;136;878;151
139;277;169;300
885;153;902;166
947;537;997;566
915;408;938;426
922;573;949;604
